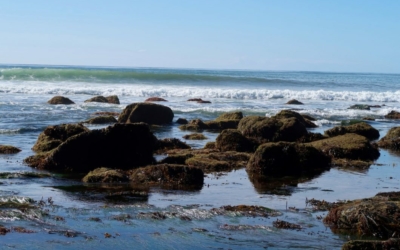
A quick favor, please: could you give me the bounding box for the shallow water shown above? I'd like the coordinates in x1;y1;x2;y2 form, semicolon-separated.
1;66;400;249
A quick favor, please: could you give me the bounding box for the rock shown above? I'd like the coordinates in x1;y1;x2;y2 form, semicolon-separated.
183;133;207;140
129;164;204;189
348;104;371;110
118;102;174;125
363;117;375;121
187;98;203;102
179;119;208;131
215;111;243;121
93;111;120;116
212;205;280;217
36;123;157;172
32;124;89;153
342;238;400;250
0;145;21;154
298;132;327;143
215;129;255;152
176;118;188;124
286;99;303;105
84;96;109;103
301;114;316;121
24;153;49;168
377;127;400;150
273;110;317;128
324;193;400;239
204;120;240;130
332;159;372;172
247;142;330;177
204;142;216;149
238;116;308;143
185;151;251;173
82;167;129;183
105;95;120;104
385;110;400;119
197;100;211;104
145;97;168;102
83;116;117;124
47;96;75;105
272;219;301;229
324;122;380;140
309;133;380;160
155;138;190;154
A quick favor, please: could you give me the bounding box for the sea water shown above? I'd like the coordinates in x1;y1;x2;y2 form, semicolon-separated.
0;65;400;249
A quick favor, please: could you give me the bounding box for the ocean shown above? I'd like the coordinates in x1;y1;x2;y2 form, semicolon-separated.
1;65;400;249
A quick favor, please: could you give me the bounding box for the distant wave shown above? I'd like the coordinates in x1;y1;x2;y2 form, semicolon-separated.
0;81;398;102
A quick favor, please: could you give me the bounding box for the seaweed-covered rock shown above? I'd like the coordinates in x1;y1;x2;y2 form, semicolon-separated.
309;133;380;160
204;141;216;149
324;193;400;239
348;104;371;110
378;127;400;151
273;110;317;128
84;116;117;124
215;111;243;121
155;138;190;153
183;133;207;140
0;145;21;154
84;96;109;103
215;129;255;152
385;110;400;119
342;238;400;250
118;102;174;125
47;96;75;105
37;123;157;172
32;124;89;153
324;122;380;140
204;120;240;130
179;119;208;131
93;111;120;116
82;167;129;183
185;151;251;173
286;99;303;105
238;116;308;143
105;95;120;104
130;164;203;188
145;97;167;102
247;142;330;177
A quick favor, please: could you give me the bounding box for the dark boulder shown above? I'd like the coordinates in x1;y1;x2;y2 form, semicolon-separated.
176;118;188;124
215;111;243;121
247;142;330;176
286;99;303;105
342;238;400;250
215;129;255;152
324;122;380;140
187;98;203;102
155;138;190;154
273;110;317;128
47;96;74;105
377;127;400;150
82;167;129;183
309;133;380;160
93;111;120;116
204;120;240;130
179;119;208;131
185;151;251;173
118;102;174;125
32;123;89;153
183;133;207;140
145;97;168;102
84;116;117;124
84;96;109;103
37;123;157;172
385;110;400;119
129;164;203;189
105;95;120;104
197;100;211;104
348;104;371;110
0;145;21;154
238;116;308;143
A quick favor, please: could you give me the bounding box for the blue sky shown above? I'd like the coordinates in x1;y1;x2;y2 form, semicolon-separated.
1;1;399;73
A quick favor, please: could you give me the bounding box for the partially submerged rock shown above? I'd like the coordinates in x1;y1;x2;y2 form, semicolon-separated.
348;104;371;110
82;167;129;183
183;133;207;140
212;205;280;217
84;96;109;103
378;127;400;151
105;95;120;104
309;133;380;160
185;151;251;173
34;123;157;172
247;142;330;177
215;129;255;152
118;102;174;125
0;145;21;154
324;193;400;239
93;111;120;116
155;138;190;154
145;97;167;102
83;116;117;124
286;99;303;105
215;111;243;121
176;118;188;124
272;219;302;229
32;123;89;153
179;119;208;131
324;122;380;140
385;110;400;119
342;238;400;250
130;164;204;189
47;96;75;105
238;116;308;143
273;110;317;128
